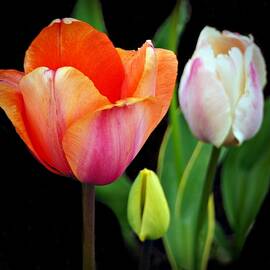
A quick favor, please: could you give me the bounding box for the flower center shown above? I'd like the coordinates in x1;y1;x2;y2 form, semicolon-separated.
209;36;245;56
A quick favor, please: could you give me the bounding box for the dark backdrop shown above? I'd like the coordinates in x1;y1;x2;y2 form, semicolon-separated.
0;0;269;269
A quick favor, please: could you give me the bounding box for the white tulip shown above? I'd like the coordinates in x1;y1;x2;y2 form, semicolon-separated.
179;26;267;147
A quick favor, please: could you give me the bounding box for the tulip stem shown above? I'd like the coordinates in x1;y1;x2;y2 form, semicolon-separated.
195;146;220;269
82;184;95;270
199;146;220;219
139;240;153;270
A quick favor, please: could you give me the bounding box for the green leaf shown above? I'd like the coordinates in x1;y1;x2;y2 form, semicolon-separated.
158;111;215;270
158;110;197;207
72;0;106;32
153;0;190;51
153;0;190;204
221;99;270;256
95;175;138;250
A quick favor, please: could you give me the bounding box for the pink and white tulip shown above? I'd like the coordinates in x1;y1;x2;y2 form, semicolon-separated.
179;26;267;147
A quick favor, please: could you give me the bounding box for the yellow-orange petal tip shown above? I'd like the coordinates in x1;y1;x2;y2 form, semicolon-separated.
49;19;61;26
63;18;78;24
49;18;78;26
146;40;154;47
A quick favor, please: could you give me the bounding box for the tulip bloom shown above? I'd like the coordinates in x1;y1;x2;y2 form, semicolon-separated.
127;169;170;241
0;18;177;184
179;26;266;147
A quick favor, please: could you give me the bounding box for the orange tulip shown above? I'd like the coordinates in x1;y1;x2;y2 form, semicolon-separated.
0;18;177;184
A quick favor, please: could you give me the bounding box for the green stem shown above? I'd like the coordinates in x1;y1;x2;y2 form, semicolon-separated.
200;146;220;214
195;146;221;269
175;142;203;215
139;240;153;270
82;184;96;270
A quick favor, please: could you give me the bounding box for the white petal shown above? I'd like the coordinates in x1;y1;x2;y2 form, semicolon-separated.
193;45;216;72
251;44;267;89
232;45;265;143
180;45;216;96
195;26;221;51
223;30;253;47
233;90;263;144
179;55;232;147
216;47;244;109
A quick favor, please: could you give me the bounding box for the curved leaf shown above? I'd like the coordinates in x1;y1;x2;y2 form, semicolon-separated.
158;111;215;270
221;99;270;255
153;0;190;51
72;0;106;32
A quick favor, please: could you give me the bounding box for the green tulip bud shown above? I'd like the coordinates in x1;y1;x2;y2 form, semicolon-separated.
127;169;170;241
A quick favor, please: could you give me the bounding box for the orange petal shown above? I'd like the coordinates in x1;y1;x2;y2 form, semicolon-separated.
155;49;178;116
20;66;109;175
0;70;31;148
24;18;125;102
118;43;177;105
0;69;24;86
118;41;157;98
20;67;71;174
62;48;177;184
116;48;136;66
0;70;60;174
53;66;110;128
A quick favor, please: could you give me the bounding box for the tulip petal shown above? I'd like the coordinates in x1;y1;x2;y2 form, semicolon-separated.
127;169;170;241
118;41;157;98
20;67;72;175
196;26;221;50
0;70;32;148
223;30;253;47
118;44;177;105
61;46;176;184
62;97;163;185
0;70;61;174
216;47;245;109
116;49;136;65
179;47;232;147
53;67;110;128
196;26;246;55
24;18;125;102
140;169;170;241
155;48;178;116
20;66;110;175
251;44;267;89
232;45;265;143
0;69;24;86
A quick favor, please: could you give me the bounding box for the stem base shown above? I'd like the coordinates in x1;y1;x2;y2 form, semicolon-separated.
82;184;95;270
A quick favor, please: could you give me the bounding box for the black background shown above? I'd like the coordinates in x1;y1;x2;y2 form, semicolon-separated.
0;0;270;269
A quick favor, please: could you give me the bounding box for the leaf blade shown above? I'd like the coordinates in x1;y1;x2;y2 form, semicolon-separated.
158;111;215;270
72;0;106;32
221;99;270;256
